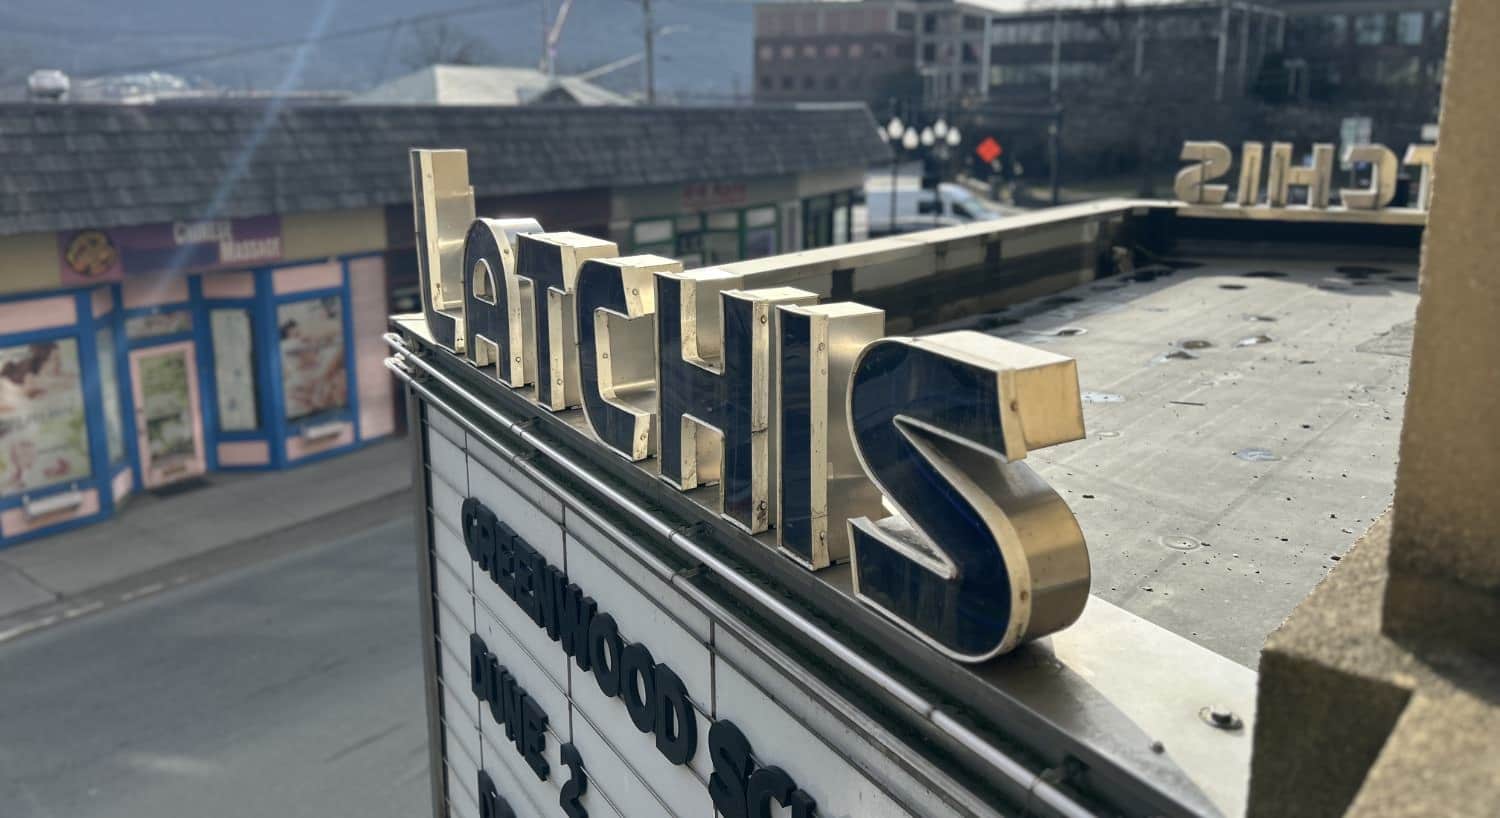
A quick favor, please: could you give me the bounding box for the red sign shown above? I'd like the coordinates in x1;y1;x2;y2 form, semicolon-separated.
681;182;749;210
976;137;1003;164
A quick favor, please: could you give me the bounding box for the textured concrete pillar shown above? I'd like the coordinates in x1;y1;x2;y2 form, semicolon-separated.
1384;0;1500;652
1249;2;1500;815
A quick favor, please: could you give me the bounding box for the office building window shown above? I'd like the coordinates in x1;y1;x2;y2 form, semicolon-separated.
1354;13;1385;46
924;13;937;33
781;44;795;59
923;43;937;62
849;43;864;59
897;11;915;32
964;15;984;32
802;44;818;58
759;45;774;61
825;43;841;58
1396;11;1424;46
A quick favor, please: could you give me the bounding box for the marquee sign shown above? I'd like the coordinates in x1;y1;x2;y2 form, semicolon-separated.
402;148;1097;818
411;148;1091;664
1175;139;1437;214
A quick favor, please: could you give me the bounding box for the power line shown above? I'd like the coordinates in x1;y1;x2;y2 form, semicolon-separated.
78;1;530;80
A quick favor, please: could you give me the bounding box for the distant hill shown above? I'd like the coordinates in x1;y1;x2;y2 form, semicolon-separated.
0;0;753;102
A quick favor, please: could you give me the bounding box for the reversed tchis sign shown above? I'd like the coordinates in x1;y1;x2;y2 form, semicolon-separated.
1175;139;1438;212
410;148;1090;664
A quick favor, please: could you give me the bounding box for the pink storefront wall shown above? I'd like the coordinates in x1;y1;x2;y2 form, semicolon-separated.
348;256;395;441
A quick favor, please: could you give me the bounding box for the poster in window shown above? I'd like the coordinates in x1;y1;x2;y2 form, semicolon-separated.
277;296;347;422
211;310;259;431
125;310;193;340
96;328;125;463
137;350;196;462
0;339;92;496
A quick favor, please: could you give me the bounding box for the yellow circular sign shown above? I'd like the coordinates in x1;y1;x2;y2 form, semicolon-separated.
63;230;119;277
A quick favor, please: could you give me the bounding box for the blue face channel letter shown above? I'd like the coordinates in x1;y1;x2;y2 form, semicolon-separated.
775;302;886;570
513;232;620;410
845;331;1092;662
461;217;542;386
575;254;681;461
655;267;816;534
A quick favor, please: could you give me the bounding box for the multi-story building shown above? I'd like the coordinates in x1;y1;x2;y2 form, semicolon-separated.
1272;0;1449;108
753;0;921;109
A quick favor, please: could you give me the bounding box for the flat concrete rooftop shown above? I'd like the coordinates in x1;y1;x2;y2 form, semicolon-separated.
945;255;1420;667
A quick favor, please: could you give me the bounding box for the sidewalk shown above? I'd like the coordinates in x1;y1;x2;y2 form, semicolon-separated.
0;438;415;639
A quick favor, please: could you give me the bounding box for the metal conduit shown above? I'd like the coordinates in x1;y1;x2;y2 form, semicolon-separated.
383;332;1095;818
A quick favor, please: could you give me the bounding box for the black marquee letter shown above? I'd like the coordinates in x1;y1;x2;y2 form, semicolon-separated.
747;766;795;818
619;643;657;734
653;664;697;765
588;614;623;698
559;584;596;671
708;720;754;818
559;742;589;818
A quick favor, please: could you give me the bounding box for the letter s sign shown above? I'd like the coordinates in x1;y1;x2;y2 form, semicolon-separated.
846;331;1091;661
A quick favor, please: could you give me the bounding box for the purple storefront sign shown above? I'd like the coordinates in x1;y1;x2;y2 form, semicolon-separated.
58;215;283;286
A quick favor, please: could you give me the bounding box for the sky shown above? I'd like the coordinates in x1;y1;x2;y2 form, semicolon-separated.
0;0;754;100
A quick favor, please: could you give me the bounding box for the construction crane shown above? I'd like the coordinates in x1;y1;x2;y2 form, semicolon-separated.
541;0;575;78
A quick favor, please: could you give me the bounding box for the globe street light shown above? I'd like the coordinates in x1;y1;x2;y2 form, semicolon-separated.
946;128;962;147
920;127;936;147
886;117;905;141
933;118;949;139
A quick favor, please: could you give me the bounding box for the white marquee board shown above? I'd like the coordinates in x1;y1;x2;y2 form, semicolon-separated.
421;409;954;818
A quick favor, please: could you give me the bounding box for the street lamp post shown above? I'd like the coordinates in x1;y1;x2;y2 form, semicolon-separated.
885;115;905;233
883;115;961;234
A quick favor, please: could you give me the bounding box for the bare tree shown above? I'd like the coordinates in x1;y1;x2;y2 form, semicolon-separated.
1052;1;1257;195
400;20;495;69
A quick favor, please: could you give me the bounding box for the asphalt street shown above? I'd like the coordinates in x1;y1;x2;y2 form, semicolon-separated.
0;518;429;818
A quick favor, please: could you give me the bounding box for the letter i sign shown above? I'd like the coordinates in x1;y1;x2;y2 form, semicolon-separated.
976;137;1003;164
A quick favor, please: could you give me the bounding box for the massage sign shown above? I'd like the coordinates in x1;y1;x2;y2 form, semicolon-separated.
405;149;1093;818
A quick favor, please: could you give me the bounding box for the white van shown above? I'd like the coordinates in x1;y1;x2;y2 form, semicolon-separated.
865;182;1007;236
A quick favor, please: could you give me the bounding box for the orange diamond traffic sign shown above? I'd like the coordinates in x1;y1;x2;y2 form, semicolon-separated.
976;136;1003;164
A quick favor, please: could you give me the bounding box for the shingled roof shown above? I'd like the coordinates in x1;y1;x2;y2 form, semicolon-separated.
0;102;890;237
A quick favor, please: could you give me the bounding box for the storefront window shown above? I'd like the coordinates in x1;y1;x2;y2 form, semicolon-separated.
833;196;850;245
803;195;834;249
211;309;260;432
703;210;741;265
676;215;705;267
745;206;778;258
95;328;125;464
277;296;347;422
632;219;675;257
125;309;193;340
0;339;91;497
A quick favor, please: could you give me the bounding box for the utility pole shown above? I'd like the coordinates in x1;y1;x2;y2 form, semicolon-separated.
1049;12;1062;206
1214;0;1230;101
643;0;656;104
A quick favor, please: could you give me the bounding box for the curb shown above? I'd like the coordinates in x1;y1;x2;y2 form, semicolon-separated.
0;488;414;646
